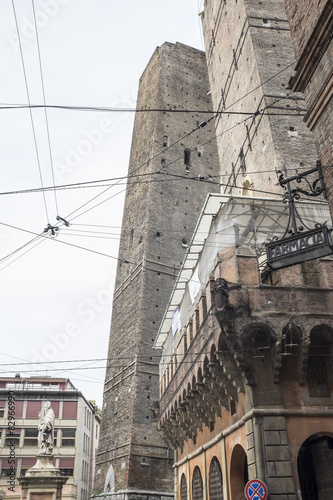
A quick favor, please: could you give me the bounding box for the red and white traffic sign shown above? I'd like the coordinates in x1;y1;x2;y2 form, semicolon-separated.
244;479;268;500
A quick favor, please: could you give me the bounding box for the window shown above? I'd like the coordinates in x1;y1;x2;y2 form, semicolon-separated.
59;458;74;477
5;429;20;447
1;465;17;477
62;401;77;419
20;458;36;476
0;401;5;418
54;429;58;447
209;457;223;500
23;429;38;447
163;135;168;147
50;401;60;418
307;332;331;398
61;429;76;447
240;147;246;172
184;149;191;166
26;401;41;418
13;400;24;418
129;229;134;250
180;474;187;500
60;468;74;476
192;466;203;500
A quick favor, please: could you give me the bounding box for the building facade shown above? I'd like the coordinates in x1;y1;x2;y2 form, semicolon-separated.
283;0;333;219
0;377;99;500
94;42;221;500
156;193;333;500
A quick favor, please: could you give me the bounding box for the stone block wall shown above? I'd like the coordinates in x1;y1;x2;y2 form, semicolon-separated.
201;0;319;198
95;42;220;497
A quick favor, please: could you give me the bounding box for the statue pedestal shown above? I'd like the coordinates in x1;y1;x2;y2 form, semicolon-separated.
19;455;68;500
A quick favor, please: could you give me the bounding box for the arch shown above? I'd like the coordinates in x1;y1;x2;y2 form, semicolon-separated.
281;323;302;355
179;395;182;407
192;375;196;389
230;444;248;499
242;323;276;361
203;357;210;377
104;464;115;493
218;333;228;352
197;367;203;383
307;327;333;398
210;344;217;362
192;466;203;500
180;473;187;500
209;457;223;500
183;389;187;400
280;323;303;382
298;433;333;500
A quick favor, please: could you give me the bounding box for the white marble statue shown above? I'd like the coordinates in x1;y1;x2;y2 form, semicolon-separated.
38;401;54;455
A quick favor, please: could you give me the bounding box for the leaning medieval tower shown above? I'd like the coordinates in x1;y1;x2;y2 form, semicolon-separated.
94;42;220;500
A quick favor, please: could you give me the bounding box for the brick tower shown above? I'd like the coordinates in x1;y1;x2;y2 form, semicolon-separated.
201;0;319;195
94;42;220;500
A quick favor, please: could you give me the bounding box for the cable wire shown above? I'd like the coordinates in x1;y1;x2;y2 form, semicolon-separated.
31;0;59;215
11;0;50;223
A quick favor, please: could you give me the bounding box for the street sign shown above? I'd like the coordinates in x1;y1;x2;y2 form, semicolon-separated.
244;479;268;500
266;226;333;270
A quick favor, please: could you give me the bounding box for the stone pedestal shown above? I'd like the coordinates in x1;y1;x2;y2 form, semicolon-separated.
19;455;68;500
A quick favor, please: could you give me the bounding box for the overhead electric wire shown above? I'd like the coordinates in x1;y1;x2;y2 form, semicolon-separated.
1;350;331;375
11;0;50;223
52;96;291;225
31;0;59;216
0;352;105;384
0;163;319;197
0;104;302;114
0;53;318;272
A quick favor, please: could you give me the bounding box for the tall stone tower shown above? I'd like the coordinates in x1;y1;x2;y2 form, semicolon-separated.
201;0;319;195
94;42;220;500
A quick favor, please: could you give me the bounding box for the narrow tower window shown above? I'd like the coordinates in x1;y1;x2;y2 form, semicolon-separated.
184;149;191;166
129;228;134;249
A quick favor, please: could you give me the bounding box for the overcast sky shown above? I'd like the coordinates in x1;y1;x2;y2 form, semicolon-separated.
0;0;205;406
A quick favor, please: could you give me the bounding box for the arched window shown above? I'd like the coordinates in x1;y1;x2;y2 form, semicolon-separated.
307;330;331;398
210;344;217;362
298;434;333;500
209;457;223;500
230;444;248;499
180;473;187;500
192;466;203;500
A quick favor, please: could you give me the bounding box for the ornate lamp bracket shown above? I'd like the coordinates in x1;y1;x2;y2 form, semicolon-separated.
277;160;327;239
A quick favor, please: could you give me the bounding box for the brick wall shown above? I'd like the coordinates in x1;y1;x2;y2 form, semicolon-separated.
284;0;327;57
283;0;333;220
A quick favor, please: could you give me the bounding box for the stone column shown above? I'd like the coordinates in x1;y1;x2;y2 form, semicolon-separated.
19;455;68;500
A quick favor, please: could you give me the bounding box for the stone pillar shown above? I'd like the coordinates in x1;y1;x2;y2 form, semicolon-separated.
262;416;297;498
19;456;67;500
